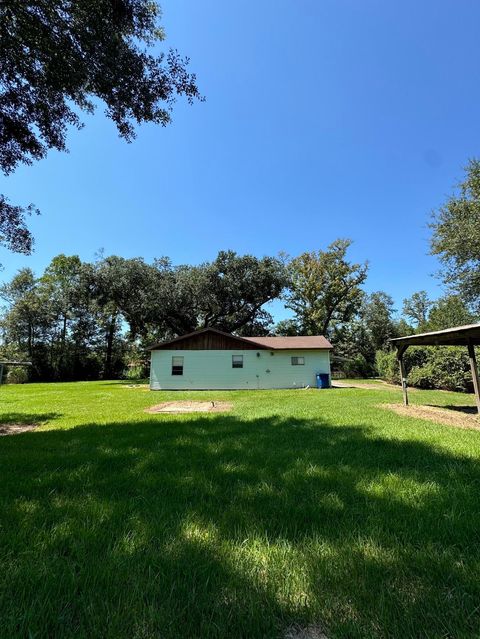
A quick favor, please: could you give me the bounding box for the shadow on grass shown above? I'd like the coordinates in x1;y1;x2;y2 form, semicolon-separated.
429;404;478;415
1;414;480;638
0;411;61;425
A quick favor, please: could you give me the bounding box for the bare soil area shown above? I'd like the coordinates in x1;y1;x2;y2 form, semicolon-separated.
145;401;232;414
333;380;402;391
125;384;149;389
380;403;480;431
284;625;329;639
0;423;38;436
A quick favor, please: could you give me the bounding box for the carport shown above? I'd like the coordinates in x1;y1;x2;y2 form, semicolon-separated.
390;323;480;413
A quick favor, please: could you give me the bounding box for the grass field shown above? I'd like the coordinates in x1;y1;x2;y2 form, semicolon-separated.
1;381;480;639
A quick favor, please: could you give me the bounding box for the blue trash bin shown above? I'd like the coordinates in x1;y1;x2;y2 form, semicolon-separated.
320;373;330;389
316;373;330;389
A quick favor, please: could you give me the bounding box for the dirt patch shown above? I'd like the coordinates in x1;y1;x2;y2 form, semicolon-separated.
380;403;480;431
333;380;402;391
284;625;329;639
0;423;38;436
145;401;232;414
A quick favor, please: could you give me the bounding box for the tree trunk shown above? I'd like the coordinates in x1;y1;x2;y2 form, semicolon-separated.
27;321;33;359
60;314;67;376
62;315;67;347
104;314;116;379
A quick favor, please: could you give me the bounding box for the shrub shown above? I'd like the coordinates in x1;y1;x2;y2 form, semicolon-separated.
408;363;436;389
376;346;473;392
375;350;398;384
421;347;471;392
123;364;148;380
6;366;29;384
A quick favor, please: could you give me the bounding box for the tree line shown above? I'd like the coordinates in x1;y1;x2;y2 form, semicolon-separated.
1;241;376;382
0;251;287;381
0;242;365;381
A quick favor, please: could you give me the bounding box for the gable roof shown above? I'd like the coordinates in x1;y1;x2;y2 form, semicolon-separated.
148;327;265;351
148;327;332;351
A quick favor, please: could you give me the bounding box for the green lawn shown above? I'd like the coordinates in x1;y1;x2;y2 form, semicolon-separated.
1;381;480;639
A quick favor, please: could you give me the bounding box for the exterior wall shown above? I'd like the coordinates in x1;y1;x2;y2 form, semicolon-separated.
150;349;331;390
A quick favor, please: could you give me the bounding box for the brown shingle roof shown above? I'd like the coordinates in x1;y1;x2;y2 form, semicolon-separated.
243;335;332;349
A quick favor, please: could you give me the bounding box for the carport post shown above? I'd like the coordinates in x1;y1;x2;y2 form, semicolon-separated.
396;345;409;406
467;340;480;414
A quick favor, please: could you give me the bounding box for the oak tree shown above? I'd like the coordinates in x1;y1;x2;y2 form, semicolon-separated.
0;0;201;253
402;291;432;329
430;159;480;308
284;239;368;336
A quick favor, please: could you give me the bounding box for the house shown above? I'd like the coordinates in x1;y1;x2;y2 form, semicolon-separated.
148;327;332;390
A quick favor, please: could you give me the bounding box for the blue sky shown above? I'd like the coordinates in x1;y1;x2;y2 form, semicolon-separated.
2;0;480;321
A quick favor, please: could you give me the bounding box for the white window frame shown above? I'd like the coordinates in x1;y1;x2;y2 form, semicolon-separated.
291;356;305;366
171;356;184;376
232;355;244;368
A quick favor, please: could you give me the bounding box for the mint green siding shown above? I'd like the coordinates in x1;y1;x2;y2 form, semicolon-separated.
150;349;331;390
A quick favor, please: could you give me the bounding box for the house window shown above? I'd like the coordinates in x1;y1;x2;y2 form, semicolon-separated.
232;355;243;368
171;356;184;375
291;356;305;366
